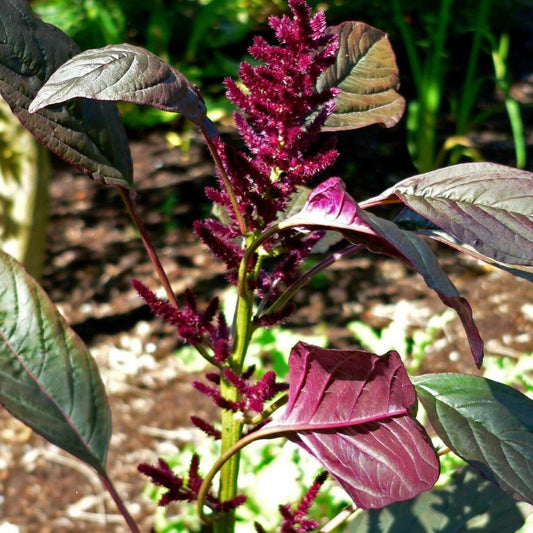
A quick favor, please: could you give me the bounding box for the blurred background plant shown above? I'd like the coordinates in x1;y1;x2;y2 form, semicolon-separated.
0;99;49;280
389;0;527;171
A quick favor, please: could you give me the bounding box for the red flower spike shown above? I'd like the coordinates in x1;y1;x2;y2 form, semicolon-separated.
279;471;328;532
193;380;241;412
214;494;247;512
265;342;440;509
138;458;187;506
194;0;341;315
190;416;221;440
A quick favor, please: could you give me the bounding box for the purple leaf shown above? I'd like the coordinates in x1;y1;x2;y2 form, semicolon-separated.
364;162;533;269
265;342;439;509
0;0;132;186
280;178;484;366
29;43;217;137
317;21;405;131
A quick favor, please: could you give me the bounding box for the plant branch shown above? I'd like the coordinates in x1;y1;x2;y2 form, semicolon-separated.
260;243;362;319
248;393;289;425
202;128;248;236
320;505;359;532
116;185;179;309
197;425;289;524
98;471;141;533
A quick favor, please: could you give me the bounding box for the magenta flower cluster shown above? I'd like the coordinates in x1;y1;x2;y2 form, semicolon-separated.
193;366;288;415
194;0;339;297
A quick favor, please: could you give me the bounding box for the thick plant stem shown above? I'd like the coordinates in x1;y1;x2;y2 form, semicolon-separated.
213;253;256;532
215;402;244;533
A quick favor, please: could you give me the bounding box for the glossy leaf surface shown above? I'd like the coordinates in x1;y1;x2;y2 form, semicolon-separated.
30;43;217;137
318;21;405;130
265;342;439;509
414;373;533;505
347;466;530;533
366;162;533;268
0;0;132;186
0;251;111;472
280;178;483;366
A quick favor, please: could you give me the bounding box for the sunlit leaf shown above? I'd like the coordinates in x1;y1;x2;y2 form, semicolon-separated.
280;178;484;366
366;162;533;269
0;251;111;473
414;373;533;505
318;21;405;131
29;43;217;137
265;342;439;509
0;0;132;187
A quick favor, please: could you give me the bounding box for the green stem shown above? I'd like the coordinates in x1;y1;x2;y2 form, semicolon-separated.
419;0;453;172
198;425;293;524
391;0;422;89
455;0;491;136
260;244;361;319
394;0;454;171
213;235;263;532
248;393;288;425
215;405;244;533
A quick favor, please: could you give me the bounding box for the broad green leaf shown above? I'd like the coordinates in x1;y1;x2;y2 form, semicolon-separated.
0;0;133;187
318;21;405;131
346;466;530;533
414;373;533;505
365;162;533;269
0;251;111;473
29;43;218;138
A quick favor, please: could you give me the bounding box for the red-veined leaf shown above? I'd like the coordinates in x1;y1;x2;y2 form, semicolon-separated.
0;0;133;187
0;251;111;473
363;162;533;270
265;342;439;509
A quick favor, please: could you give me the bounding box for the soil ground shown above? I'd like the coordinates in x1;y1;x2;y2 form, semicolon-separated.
0;103;532;532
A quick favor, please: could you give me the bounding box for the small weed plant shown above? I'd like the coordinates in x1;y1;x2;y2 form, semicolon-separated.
0;0;532;531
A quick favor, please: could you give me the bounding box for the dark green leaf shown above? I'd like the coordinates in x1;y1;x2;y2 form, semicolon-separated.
414;373;533;505
366;162;533;269
318;21;405;131
345;466;530;533
29;43;217;137
0;251;111;473
0;0;133;187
